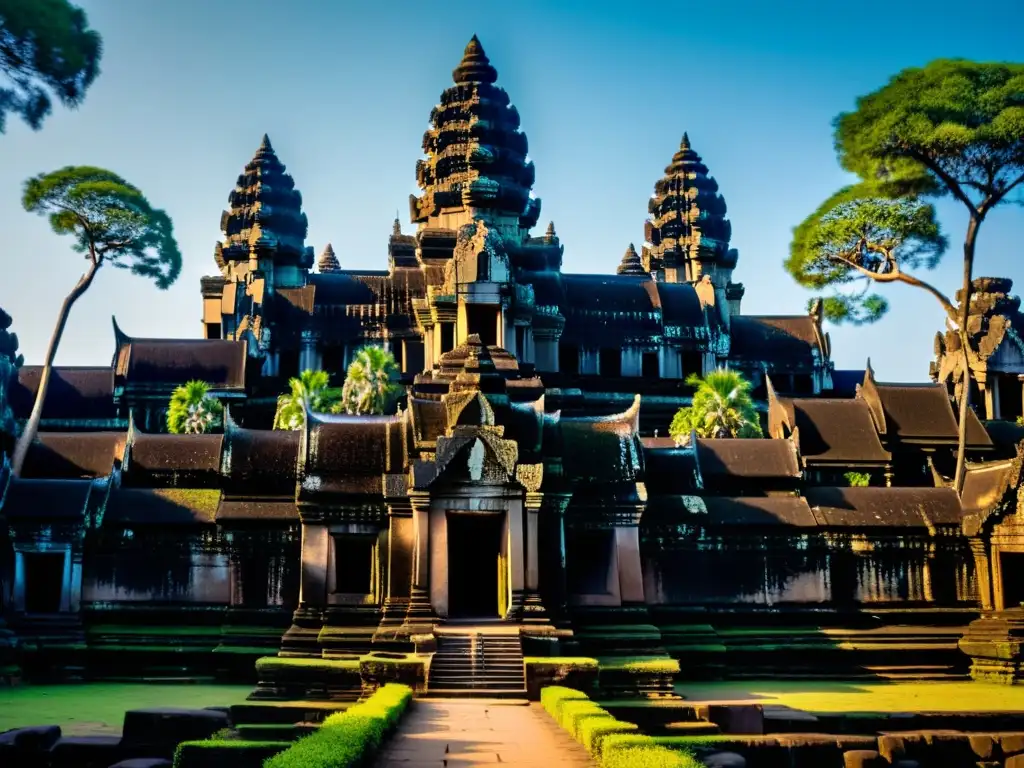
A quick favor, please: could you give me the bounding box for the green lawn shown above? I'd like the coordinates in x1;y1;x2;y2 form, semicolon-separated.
0;683;253;736
677;680;1024;713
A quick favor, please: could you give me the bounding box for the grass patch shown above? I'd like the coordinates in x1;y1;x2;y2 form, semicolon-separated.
541;686;702;767
0;683;252;736
264;683;412;768
599;656;681;674
677;680;1024;713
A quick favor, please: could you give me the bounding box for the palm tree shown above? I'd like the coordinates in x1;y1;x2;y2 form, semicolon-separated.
273;369;342;430
166;380;222;434
669;369;762;446
339;346;401;416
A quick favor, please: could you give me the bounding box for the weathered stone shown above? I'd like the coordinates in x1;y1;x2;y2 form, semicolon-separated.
699;704;765;735
959;608;1024;684
48;735;124;768
1004;733;1024;756
1008;756;1024;768
0;725;61;750
703;753;747;768
968;734;999;760
878;735;907;763
121;708;231;757
108;760;173;768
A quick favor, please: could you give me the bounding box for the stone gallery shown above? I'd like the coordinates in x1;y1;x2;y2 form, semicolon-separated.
2;37;1024;696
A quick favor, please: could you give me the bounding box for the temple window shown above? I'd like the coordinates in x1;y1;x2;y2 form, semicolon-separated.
642;351;660;378
23;552;65;613
567;529;614;594
440;323;455;354
333;535;376;595
559;344;579;375
515;326;526;357
600;348;622;378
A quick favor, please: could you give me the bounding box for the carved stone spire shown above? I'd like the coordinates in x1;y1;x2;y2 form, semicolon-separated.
644;133;735;282
616;243;647;276
318;243;340;273
411;37;541;232
215;134;311;270
545;221;556;239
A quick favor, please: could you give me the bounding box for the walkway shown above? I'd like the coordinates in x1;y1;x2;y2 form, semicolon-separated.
375;698;596;767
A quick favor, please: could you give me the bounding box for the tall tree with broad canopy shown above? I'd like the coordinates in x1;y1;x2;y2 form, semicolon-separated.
273;369;342;430
166;380;223;435
788;59;1024;491
340;346;401;416
669;369;763;446
0;0;102;132
9;167;181;475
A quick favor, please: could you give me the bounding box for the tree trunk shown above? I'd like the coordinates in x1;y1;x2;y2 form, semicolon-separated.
10;262;100;476
953;215;980;494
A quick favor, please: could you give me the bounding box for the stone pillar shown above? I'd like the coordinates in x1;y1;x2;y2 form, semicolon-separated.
522;492;550;623
374;499;414;641
403;493;435;632
539;494;571;624
299;331;320;373
507;499;526;619
971;537;994;611
615;525;646;605
299;524;330;606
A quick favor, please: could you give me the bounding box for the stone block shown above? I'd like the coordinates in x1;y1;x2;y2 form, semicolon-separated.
121;708;230;758
775;734;843;768
108;760;173;768
843;752;885;768
1008;755;1024;768
699;704;765;735
892;761;920;768
1003;733;1024;756
0;725;62;750
878;735;907;764
704;753;747;768
49;735;124;768
968;734;998;760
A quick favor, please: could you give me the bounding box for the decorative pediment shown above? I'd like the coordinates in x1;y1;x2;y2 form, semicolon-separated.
443;220;510;292
415;424;521;490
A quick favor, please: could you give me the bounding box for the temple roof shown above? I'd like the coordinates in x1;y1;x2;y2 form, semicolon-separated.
560;396;643;485
124;432;224;487
317;243;340;273
695;438;801;481
780;398;891;465
868;381;992;447
300;411;407;498
702;496;817;527
616;244;647;276
640;442;700;493
2;478;92;521
413;37;540;229
730;315;824;367
960;457;1017;518
105;487;221;525
11;366;117;421
805;486;962;528
21;432;126;479
113;321;247;391
222;419;299;495
216;499;299;522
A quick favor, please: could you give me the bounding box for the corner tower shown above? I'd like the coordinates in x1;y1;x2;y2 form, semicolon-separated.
642;134;744;321
410;36;541;240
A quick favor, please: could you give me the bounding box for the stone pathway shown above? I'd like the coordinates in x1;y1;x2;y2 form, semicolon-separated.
375;698;596;767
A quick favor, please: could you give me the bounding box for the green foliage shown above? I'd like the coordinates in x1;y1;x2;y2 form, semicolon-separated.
23;166;182;288
172;739;290;768
598;656;681;675
540;686;702;767
834;59;1024;209
263;683;411;768
273;369;342;430
0;306;22;438
0;0;102;132
788;189;946;325
166;380;223;434
339;346;402;415
669;369;762;446
844;471;871;487
525;656;600;669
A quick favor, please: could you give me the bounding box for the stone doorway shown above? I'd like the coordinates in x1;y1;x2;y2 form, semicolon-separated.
447;512;502;619
1000;552;1024;609
23;552;64;613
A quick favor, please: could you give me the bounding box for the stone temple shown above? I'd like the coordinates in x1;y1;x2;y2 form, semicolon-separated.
3;37;1024;692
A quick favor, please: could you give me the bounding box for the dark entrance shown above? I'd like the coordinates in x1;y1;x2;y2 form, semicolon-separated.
24;552;65;613
1001;552;1024;609
447;512;502;619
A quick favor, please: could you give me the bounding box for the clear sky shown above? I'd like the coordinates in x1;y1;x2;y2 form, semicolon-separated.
1;0;1022;380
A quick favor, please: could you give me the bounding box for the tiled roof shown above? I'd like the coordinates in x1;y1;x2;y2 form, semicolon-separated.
787;399;891;464
695;438;800;480
115;338;246;389
702;496;817;527
730;315;821;365
805;486;962;527
21;432;126;479
1;478;92;520
11;366;116;420
104;487;221;525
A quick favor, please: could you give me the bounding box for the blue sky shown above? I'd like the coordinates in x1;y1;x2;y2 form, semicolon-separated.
1;0;1022;380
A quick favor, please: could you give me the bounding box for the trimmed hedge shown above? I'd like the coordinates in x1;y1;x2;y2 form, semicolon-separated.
262;683;412;768
541;686;704;768
172;739;291;768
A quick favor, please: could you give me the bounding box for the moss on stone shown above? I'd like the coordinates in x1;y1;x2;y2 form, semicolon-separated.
599;656;681;674
255;657;360;673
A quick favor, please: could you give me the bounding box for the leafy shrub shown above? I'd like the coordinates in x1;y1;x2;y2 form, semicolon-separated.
173;739;290;768
540;685;703;767
263;683;412;768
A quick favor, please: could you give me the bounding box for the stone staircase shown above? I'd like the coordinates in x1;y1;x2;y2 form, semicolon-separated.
427;629;526;696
